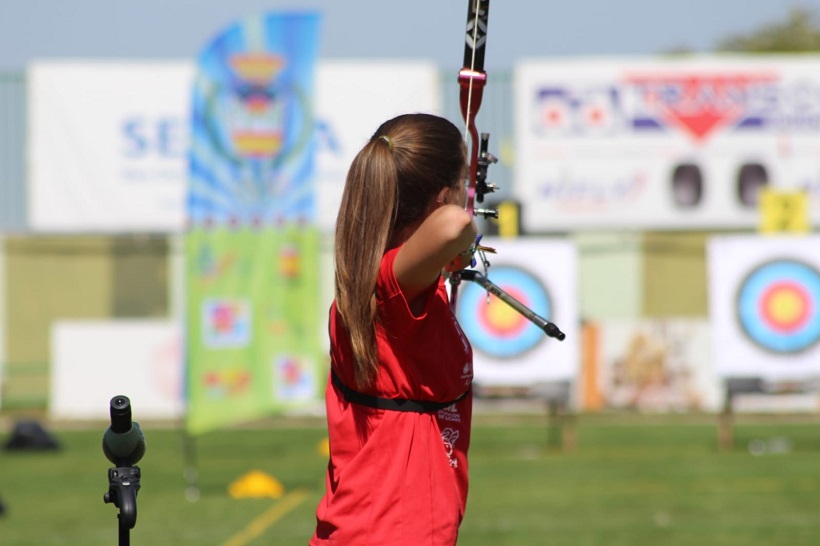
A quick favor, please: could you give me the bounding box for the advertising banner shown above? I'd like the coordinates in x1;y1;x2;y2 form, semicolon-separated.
515;56;820;231
315;61;440;232
185;13;322;435
50;321;182;420
586;319;720;412
28;61;193;232
707;235;820;380
454;238;579;386
27;60;439;234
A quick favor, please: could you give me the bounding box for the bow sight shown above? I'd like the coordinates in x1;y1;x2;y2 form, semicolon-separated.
473;133;499;219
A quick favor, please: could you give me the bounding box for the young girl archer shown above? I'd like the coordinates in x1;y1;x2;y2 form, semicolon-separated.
310;113;477;546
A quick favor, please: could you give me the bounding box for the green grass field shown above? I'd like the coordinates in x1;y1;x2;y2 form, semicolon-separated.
2;413;820;546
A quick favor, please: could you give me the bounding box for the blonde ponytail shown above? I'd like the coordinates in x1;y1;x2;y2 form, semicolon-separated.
334;139;397;387
333;114;465;388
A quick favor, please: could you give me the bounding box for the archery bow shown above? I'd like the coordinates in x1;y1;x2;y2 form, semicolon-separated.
458;0;496;220
450;0;565;341
449;0;495;314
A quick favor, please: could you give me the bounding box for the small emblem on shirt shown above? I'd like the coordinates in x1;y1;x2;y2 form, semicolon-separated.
441;427;460;468
437;404;462;423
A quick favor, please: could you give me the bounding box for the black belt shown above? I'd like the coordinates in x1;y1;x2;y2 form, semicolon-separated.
331;369;470;413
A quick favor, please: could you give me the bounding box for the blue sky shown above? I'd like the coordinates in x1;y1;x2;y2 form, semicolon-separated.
1;0;820;71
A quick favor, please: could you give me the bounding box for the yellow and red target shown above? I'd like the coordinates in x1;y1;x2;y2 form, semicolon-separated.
736;259;820;354
456;266;552;358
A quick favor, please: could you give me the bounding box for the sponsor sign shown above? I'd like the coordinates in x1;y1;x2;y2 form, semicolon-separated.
27;60;439;233
589;319;720;412
28;61;193;232
516;57;820;230
50;321;183;420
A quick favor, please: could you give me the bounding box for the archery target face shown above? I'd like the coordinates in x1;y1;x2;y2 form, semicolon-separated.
736;259;820;354
456;265;552;358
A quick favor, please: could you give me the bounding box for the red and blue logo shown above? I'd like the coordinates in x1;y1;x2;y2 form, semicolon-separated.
625;73;777;141
736;259;820;354
535;87;620;136
534;72;820;142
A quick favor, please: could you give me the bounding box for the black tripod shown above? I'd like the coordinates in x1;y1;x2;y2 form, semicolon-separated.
102;396;146;546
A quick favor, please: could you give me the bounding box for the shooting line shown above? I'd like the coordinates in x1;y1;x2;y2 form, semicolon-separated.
220;488;310;546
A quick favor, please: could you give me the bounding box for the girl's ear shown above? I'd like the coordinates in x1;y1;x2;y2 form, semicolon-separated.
435;186;450;205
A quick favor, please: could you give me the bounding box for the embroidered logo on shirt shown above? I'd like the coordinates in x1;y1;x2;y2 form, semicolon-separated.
441;427;460;468
437;404;462;423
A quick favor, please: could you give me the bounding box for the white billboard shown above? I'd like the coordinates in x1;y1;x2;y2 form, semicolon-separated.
28;62;194;232
50;320;183;420
27;60;440;233
515;56;820;231
591;318;720;412
315;61;441;232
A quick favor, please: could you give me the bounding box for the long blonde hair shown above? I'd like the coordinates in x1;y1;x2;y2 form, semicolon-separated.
334;113;465;387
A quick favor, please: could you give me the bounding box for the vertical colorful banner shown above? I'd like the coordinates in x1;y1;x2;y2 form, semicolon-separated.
186;13;321;435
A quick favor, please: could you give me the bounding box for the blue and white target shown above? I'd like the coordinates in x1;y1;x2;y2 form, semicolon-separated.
456;266;552;359
736;259;820;354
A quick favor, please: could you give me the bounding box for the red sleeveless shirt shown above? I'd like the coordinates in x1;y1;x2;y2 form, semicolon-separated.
311;246;473;546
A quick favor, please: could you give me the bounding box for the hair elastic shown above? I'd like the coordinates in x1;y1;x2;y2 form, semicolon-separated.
378;135;393;151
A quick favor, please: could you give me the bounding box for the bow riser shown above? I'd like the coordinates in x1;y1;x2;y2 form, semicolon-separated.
458;70;486;214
